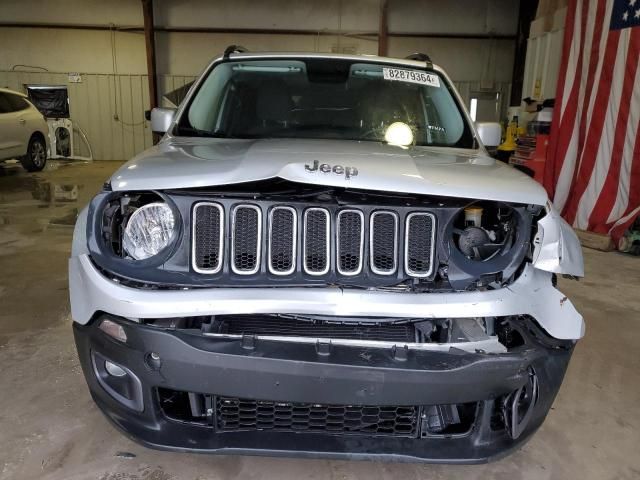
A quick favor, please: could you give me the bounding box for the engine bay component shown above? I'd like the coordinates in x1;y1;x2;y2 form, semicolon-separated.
443;200;532;290
458;226;492;259
453;203;516;262
464;206;483;227
141;314;516;354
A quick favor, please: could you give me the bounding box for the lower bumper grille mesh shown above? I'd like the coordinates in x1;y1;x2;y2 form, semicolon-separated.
216;397;418;437
157;388;479;438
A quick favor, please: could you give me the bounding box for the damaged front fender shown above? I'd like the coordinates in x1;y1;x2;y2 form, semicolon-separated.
532;202;584;277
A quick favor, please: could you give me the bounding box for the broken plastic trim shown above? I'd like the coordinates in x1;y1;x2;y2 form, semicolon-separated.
532;202;584;277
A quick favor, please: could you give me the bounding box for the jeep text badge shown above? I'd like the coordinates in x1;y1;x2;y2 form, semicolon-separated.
305;160;359;180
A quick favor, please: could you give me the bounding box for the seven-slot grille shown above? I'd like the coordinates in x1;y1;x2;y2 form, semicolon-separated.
192;203;435;278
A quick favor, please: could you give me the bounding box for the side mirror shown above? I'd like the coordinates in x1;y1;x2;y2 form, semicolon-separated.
150;108;176;135
475;122;502;148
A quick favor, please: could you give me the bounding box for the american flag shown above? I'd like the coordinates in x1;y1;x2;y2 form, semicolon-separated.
544;0;640;244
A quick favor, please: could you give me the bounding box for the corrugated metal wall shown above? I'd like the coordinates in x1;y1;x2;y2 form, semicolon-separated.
0;71;508;160
0;71;195;160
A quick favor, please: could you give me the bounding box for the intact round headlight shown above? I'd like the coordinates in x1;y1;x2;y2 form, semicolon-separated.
122;202;175;260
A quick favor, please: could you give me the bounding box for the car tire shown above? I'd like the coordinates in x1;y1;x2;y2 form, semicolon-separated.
20;135;47;172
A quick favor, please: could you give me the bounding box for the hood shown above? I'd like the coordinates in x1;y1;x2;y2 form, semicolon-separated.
110;138;548;205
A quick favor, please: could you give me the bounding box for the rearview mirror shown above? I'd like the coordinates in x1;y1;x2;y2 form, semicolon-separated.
475;122;502;148
150;108;176;135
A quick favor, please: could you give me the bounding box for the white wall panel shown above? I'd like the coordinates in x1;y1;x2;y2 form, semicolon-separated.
0;28;147;75
389;0;518;35
0;71;153;160
0;0;142;25
388;37;515;83
155;32;378;74
154;0;379;32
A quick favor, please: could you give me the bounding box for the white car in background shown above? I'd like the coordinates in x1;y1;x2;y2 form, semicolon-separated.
0;87;49;172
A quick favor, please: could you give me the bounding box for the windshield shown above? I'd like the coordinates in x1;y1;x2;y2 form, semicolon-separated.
176;58;474;148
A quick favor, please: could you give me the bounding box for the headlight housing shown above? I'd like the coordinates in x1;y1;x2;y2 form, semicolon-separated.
122;202;175;260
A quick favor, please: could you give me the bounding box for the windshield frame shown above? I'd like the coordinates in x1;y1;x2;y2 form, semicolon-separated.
170;53;480;150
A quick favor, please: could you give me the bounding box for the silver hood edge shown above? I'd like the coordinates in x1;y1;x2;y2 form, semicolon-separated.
110;137;549;206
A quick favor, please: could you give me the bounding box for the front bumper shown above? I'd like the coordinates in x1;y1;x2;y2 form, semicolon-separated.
70;254;584;340
74;314;574;463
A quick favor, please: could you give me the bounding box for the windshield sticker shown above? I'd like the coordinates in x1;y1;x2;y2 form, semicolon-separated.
382;68;440;87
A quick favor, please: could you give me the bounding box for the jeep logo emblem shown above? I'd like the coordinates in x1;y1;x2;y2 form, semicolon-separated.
305;160;358;180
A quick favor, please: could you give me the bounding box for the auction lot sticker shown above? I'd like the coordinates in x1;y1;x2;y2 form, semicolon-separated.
382;67;440;87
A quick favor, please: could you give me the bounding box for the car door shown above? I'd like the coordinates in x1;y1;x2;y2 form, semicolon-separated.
0;93;17;160
0;92;28;160
6;93;34;157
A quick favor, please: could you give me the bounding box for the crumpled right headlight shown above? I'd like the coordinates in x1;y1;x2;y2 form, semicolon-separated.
122;202;175;260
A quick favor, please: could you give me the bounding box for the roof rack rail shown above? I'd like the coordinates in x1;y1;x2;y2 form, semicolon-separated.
223;45;248;59
405;52;433;68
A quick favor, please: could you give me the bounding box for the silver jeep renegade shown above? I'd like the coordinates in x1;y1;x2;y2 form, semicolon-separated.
70;49;584;463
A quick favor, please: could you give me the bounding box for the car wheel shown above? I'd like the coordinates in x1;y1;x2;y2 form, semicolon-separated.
20;135;48;172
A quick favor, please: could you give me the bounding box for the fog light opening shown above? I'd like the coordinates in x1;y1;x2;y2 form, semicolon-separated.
91;351;144;412
105;360;127;377
503;367;539;440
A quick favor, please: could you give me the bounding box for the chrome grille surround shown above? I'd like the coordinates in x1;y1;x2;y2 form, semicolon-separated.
231;204;262;275
192;202;224;274
336;209;365;276
369;211;399;275
268;206;297;275
303;208;331;276
404;212;436;278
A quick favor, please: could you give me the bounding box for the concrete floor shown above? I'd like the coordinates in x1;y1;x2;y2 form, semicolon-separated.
0;159;639;480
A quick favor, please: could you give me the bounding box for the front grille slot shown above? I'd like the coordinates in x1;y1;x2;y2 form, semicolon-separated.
337;209;364;275
370;211;398;275
192;202;224;274
405;212;436;277
303;208;330;275
268;207;297;275
231;205;262;275
216;397;418;437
